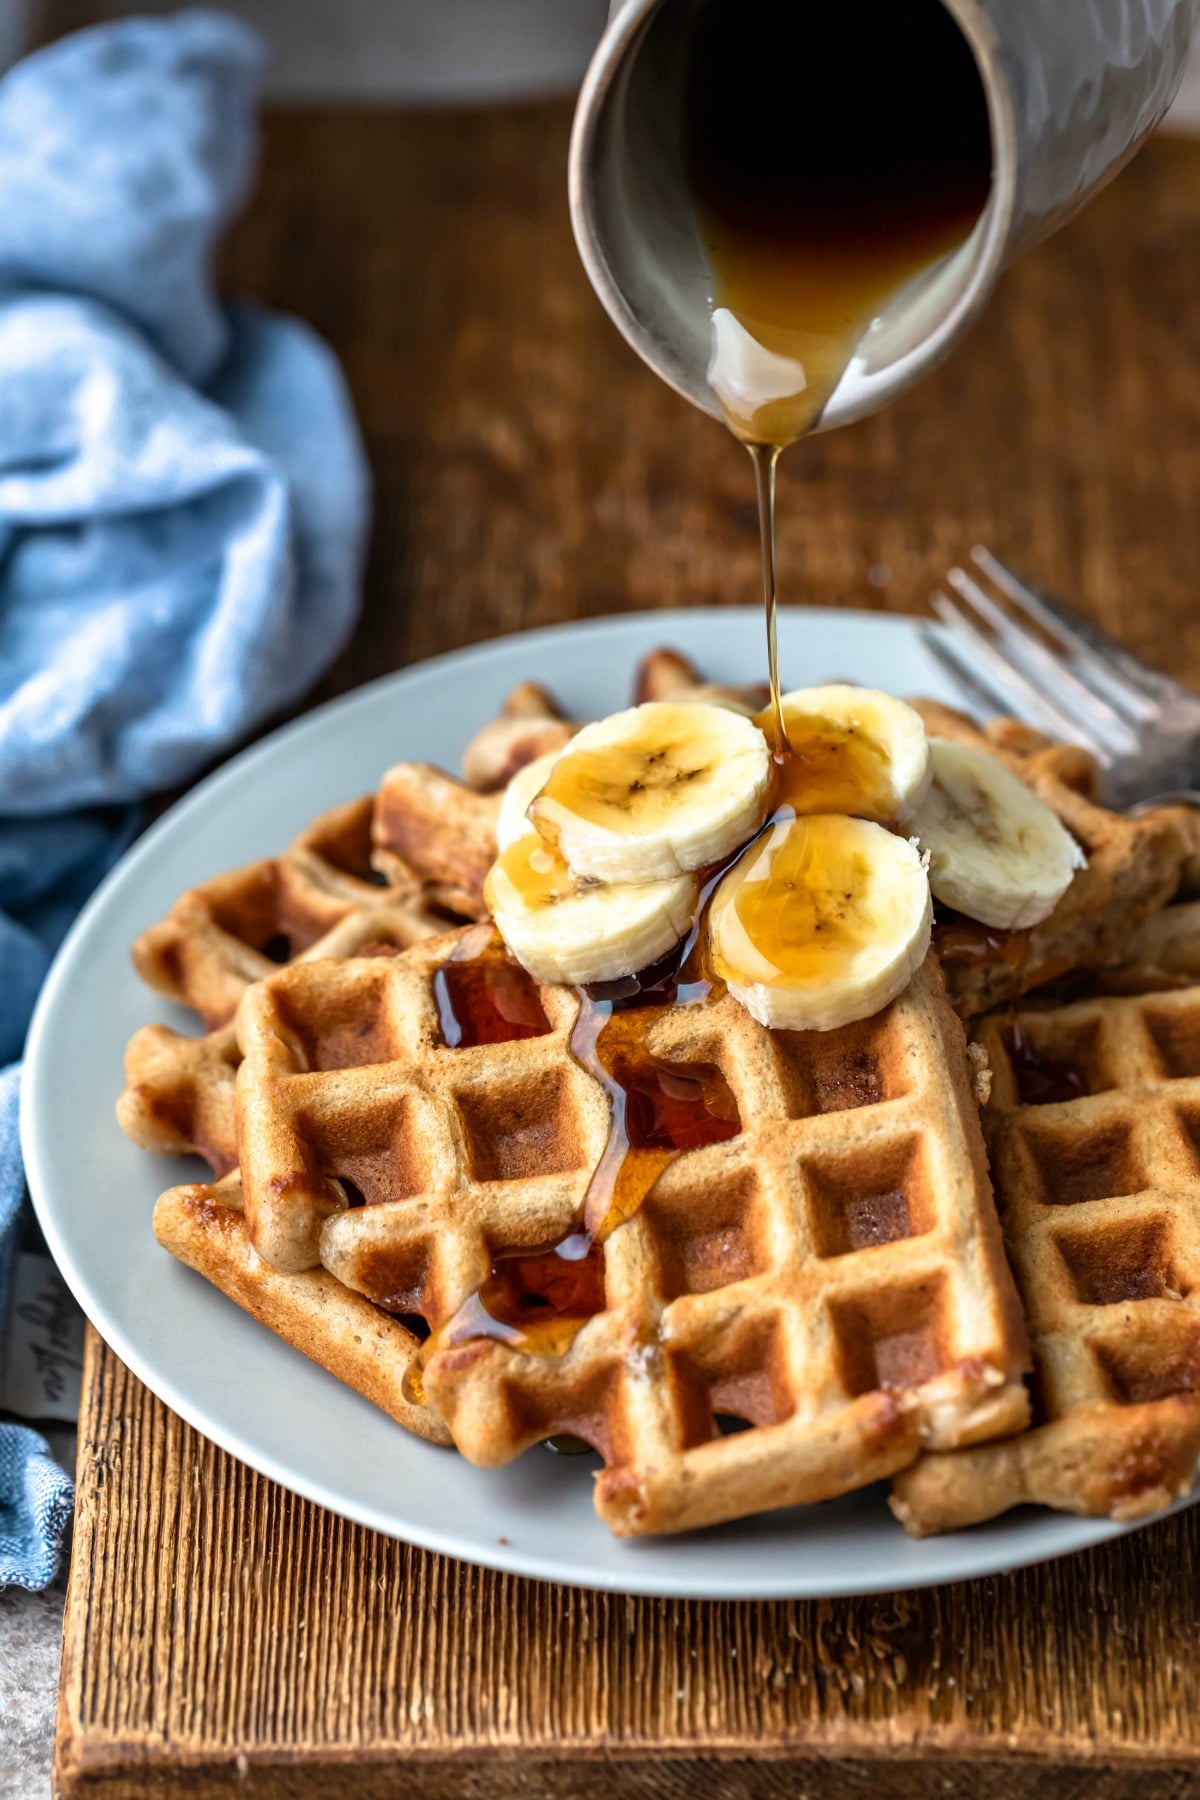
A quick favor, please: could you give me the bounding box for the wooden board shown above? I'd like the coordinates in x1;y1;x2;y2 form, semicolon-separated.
58;1328;1200;1797
55;105;1200;1796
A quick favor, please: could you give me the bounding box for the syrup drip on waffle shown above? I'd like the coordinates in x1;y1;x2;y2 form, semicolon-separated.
933;913;1026;971
1004;1020;1089;1106
432;1231;605;1359
421;868;744;1372
433;929;551;1047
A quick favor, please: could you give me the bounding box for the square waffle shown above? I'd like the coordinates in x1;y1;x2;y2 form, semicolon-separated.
458;680;579;791
229;930;1029;1535
891;983;1200;1535
914;701;1197;1018
119;790;481;1173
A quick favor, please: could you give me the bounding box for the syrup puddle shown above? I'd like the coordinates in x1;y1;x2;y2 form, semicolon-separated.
1005;1020;1089;1106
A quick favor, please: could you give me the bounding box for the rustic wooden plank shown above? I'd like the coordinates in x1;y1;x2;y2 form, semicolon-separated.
55;106;1200;1795
56;1328;1200;1796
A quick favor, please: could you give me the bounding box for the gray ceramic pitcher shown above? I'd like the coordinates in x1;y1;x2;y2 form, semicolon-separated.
570;0;1199;432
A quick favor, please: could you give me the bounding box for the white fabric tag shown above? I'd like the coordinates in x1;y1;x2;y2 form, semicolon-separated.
1;1252;84;1423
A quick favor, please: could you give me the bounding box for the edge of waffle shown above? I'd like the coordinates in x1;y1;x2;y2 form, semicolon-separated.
228;933;1028;1536
892;981;1200;1535
153;1173;451;1446
118;790;483;1173
915;702;1200;1017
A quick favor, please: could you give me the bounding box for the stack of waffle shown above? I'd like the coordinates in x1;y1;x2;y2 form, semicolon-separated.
119;652;1200;1538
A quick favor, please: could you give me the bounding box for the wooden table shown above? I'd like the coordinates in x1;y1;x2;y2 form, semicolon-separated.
55;106;1200;1797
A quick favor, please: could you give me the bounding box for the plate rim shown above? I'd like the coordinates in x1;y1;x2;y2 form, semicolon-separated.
23;605;1169;1598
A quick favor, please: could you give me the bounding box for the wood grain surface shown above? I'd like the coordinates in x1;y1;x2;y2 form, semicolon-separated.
56;105;1200;1797
59;1330;1200;1798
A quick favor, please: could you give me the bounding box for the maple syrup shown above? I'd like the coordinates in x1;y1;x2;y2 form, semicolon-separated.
571;940;739;1245
683;0;991;729
933;913;1026;971
756;705;893;819
436;1232;607;1359
684;0;991;452
434;924;552;1048
1005;1021;1089;1106
485;833;573;914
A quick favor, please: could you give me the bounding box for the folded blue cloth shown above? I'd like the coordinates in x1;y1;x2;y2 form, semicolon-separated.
0;1422;74;1591
0;9;370;1588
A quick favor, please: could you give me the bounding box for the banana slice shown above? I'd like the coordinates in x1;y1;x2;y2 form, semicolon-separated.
527;700;771;885
708;814;932;1031
496;748;564;850
912;738;1085;930
484;833;698;988
760;684;931;822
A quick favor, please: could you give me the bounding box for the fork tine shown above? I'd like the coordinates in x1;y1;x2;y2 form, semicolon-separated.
969;546;1160;722
929;591;1114;762
920;622;1015;721
946;566;1141;757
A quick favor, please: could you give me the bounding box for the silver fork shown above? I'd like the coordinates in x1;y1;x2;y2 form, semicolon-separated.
922;547;1200;811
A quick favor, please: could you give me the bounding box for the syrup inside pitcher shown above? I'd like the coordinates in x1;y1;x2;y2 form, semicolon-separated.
681;0;992;734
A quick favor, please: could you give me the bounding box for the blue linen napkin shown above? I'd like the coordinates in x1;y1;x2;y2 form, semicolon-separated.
0;9;370;1588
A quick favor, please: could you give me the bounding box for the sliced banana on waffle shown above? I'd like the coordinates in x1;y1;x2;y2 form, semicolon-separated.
708;814;932;1031
484;831;698;988
765;684;931;822
496;748;564;851
527;700;772;884
912;739;1085;930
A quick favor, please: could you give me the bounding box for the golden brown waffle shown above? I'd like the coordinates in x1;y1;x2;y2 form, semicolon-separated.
231;932;1028;1535
153;1173;451;1445
634;646;770;715
120;1021;243;1175
371;765;500;919
1091;900;1200;995
131;795;440;1030
915;701;1196;1017
118;794;465;1173
891;984;1200;1535
459;681;578;791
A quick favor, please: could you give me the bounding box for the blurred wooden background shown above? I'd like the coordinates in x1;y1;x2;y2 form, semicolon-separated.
12;0;611;100
216;105;1200;711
